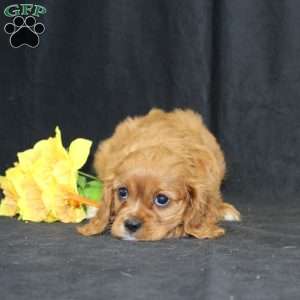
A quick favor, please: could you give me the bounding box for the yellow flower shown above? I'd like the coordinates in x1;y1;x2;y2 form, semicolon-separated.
0;127;92;223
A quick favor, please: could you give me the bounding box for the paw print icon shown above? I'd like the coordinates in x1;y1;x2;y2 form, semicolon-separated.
4;16;45;48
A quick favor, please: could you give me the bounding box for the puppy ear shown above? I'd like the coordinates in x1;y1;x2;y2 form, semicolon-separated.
183;146;225;239
183;185;224;239
76;183;113;236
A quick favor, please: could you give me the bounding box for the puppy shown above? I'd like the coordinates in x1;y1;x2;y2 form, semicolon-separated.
77;108;240;241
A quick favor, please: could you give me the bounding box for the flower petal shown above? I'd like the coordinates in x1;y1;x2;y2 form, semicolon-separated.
0;127;90;223
0;197;18;216
69;138;92;170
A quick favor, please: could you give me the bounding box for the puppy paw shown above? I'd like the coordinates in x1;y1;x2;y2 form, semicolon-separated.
220;202;241;222
76;224;94;236
76;219;103;236
187;225;225;239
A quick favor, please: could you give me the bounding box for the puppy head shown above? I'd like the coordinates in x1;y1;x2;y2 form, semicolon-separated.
78;146;217;240
109;147;190;240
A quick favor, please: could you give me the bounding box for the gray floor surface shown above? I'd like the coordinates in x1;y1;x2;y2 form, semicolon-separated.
0;199;299;300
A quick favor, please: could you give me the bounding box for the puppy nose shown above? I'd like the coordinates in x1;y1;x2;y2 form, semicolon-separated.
124;218;142;233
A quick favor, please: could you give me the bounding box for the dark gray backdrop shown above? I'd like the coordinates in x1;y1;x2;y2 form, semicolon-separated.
1;0;299;201
0;1;299;300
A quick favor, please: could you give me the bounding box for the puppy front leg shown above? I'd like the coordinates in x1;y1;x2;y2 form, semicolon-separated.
77;184;113;236
77;208;106;236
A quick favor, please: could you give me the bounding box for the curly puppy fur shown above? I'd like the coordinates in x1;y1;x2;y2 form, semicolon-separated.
77;108;240;240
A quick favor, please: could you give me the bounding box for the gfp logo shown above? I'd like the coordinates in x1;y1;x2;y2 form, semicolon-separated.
3;4;46;48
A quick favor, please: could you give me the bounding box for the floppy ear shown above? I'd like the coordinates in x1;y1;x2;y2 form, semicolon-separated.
183;184;224;239
183;147;225;239
77;183;113;236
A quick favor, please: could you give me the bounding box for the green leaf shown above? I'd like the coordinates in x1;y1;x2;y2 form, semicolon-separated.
87;180;102;188
77;175;87;188
83;186;103;202
77;186;85;197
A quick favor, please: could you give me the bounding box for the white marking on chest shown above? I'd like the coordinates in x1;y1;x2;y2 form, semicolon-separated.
85;206;99;219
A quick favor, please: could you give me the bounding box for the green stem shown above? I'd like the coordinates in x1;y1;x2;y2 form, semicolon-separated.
78;171;97;180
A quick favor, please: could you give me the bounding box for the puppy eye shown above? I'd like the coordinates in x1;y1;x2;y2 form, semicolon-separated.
154;194;169;207
118;187;128;201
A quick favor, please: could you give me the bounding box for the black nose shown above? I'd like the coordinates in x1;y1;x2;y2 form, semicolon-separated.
124;219;142;233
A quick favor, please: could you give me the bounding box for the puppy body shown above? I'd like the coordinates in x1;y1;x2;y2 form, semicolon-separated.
78;109;240;240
